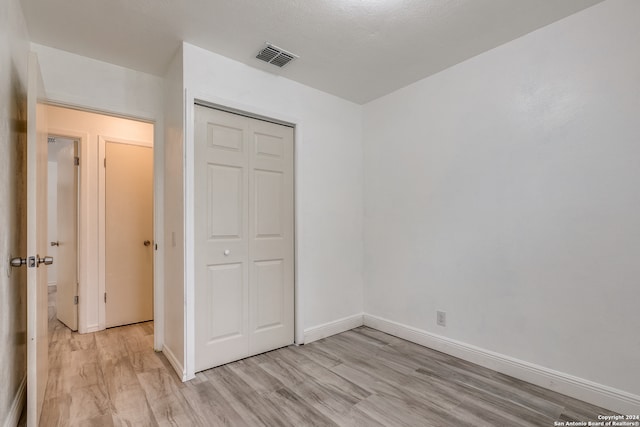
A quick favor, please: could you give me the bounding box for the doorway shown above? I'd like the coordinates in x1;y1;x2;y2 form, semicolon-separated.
46;104;155;333
47;135;79;331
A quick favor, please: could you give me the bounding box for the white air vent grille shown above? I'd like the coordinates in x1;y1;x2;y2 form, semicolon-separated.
256;43;298;68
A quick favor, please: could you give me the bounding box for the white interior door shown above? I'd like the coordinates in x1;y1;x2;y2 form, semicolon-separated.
194;107;250;371
55;140;78;330
248;118;294;355
194;105;294;372
105;141;154;328
26;52;49;427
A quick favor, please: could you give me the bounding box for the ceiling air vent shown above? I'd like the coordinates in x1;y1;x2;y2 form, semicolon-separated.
256;43;298;68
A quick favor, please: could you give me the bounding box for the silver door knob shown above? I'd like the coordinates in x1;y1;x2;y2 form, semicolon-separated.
144;240;151;246
10;257;26;268
224;249;230;256
37;256;54;266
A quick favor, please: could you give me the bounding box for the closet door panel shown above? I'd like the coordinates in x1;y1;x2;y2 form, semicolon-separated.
249;119;294;355
194;106;249;371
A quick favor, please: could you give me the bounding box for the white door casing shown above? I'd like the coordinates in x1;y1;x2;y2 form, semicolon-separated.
26;52;49;427
104;140;154;328
194;105;294;372
55;140;78;331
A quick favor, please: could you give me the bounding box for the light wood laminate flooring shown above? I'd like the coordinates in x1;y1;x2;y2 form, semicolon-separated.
41;311;616;426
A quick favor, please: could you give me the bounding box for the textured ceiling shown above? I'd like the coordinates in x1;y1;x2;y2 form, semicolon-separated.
20;0;603;104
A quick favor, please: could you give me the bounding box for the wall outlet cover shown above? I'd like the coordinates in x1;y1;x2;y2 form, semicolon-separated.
437;310;446;327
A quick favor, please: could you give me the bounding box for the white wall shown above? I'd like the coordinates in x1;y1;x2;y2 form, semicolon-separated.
162;46;185;375
363;0;640;411
46;105;154;333
47;161;57;285
0;0;30;422
31;44;163;121
181;42;364;376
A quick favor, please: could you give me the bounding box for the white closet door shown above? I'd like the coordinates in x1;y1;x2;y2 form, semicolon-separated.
195;106;250;371
194;105;294;372
248;119;294;355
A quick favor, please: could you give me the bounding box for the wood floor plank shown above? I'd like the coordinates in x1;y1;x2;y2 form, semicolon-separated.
323;404;388;427
266;387;339;427
204;365;290;427
251;351;308;389
68;383;111;424
137;367;185;400
274;348;371;402
353;393;455;427
143;392;201;427
69;413;114;427
181;379;248;426
40;395;71;427
300;342;343;368
109;388;156;427
326;341;463;411
226;357;285;396
130;350;166;374
282;377;365;424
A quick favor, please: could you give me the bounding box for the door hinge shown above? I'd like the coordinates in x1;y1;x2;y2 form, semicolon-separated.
104;158;106;168
104;292;107;303
74;156;80;166
74;295;78;305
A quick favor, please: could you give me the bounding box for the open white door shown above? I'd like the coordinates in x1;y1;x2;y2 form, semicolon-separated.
26;52;49;426
55;140;78;330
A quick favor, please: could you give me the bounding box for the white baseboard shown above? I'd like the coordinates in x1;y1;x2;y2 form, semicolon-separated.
304;313;364;344
363;314;640;415
4;375;26;427
162;344;187;382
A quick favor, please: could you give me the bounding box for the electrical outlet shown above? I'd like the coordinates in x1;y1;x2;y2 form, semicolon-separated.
437;311;446;327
